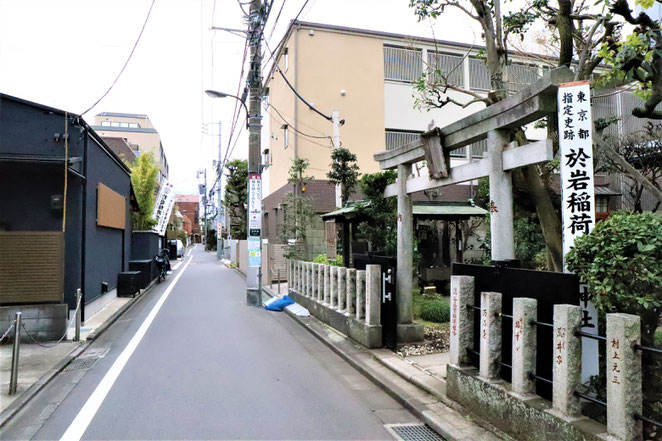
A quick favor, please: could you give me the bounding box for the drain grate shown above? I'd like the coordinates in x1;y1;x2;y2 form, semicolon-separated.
386;424;446;441
62;357;99;372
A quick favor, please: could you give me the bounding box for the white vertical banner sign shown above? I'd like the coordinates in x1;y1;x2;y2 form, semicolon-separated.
247;174;262;267
557;81;598;381
152;181;176;236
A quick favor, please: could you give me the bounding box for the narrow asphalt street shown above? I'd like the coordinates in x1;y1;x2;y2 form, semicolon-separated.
3;245;418;440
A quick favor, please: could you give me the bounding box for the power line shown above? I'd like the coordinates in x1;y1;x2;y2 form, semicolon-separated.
263;37;333;121
79;0;157;116
268;103;331;140
261;0;310;75
266;107;331;149
266;0;286;42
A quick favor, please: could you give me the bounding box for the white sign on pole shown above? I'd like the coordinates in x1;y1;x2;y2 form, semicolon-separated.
152;181;176;236
557;81;598;380
247;174;262;267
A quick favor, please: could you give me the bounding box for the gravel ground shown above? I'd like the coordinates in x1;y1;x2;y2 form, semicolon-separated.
397;324;450;357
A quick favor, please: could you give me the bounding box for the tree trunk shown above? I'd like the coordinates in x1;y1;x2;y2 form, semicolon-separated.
523;165;564;271
556;0;575;67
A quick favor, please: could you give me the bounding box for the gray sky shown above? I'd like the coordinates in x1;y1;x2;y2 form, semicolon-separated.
0;0;489;194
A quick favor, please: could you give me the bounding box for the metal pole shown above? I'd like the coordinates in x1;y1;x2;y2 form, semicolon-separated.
246;0;264;306
217;121;223;260
9;312;21;395
75;289;81;341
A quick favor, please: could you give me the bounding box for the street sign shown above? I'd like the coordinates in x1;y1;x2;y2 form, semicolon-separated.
247;237;261;267
247;174;262;267
557;80;598;381
248;174;262;232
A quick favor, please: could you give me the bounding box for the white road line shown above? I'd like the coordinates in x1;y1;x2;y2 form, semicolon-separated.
60;254;194;441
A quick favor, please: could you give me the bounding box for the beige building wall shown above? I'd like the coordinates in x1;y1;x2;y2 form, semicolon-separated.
266;25;385;196
93;113;168;182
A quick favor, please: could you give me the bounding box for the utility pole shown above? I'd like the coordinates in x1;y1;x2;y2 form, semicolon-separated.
332;110;341;208
216;121;223;260
203;168;207;245
245;0;264;306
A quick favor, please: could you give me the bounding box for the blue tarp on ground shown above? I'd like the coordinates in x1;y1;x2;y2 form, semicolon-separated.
264;295;295;311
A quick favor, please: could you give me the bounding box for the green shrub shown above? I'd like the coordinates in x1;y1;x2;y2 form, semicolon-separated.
312;253;342;266
420;299;450;323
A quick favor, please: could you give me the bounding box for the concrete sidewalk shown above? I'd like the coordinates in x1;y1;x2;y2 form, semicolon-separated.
0;253;188;426
261;282;513;441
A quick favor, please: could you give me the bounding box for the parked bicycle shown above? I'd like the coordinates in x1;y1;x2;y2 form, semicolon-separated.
154;248;171;283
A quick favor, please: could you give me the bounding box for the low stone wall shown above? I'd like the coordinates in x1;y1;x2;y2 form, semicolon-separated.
447;366;605;441
0;304;67;342
287;260;382;348
447;275;645;441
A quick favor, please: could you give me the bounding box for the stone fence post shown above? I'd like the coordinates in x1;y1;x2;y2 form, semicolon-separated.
512;298;537;395
323;265;330;304
308;262;313;297
479;291;502;381
312;263;318;300
297;261;302;293
552;304;582;417
346;269;356;317
606;313;642;441
330;266;338;308
317;263;323;302
366;265;381;326
338;267;347;313
303;262;309;297
356;270;366;321
450;276;475;366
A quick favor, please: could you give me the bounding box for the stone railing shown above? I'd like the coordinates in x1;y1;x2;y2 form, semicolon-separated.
447;275;653;441
287;260;382;348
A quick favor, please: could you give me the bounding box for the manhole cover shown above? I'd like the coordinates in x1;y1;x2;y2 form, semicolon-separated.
62;357;99;372
386;424;446;441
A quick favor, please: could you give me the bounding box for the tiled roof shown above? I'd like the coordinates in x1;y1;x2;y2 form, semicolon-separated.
101;137;136;163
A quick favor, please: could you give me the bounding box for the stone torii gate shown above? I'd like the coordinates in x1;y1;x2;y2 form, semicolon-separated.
373;67;574;344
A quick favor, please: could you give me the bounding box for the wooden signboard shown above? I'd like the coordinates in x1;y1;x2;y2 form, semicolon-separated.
97;183;126;229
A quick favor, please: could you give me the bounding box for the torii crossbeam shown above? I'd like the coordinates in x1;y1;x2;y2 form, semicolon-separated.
373;67;574;344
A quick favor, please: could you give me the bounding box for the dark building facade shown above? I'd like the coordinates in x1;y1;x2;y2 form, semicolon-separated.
0;94;135;320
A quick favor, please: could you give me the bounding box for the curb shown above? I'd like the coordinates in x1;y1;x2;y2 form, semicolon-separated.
279;302;461;441
0;342;88;428
260;284;462;441
87;279;155;341
0;273;161;428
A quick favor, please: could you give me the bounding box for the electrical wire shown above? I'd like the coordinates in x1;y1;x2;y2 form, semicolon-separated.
268;103;331;140
262;37;333;122
266;107;331;148
261;0;309;74
79;0;157;116
266;0;286;42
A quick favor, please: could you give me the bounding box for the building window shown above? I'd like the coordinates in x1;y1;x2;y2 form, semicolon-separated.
129;123;139;128
283;48;289;72
450;146;468;158
385;130;420;151
470;139;488;158
384;46;423;83
469;58;491;90
505;63;541;93
120;122;129;128
596;195;609;213
101;121;111;127
427;52;464;87
282;125;289;149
